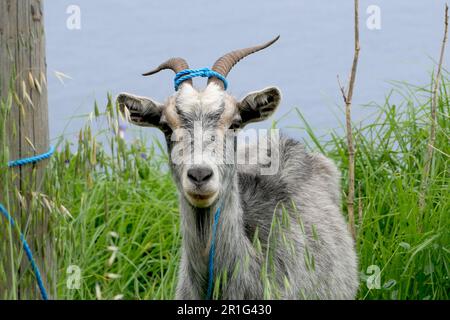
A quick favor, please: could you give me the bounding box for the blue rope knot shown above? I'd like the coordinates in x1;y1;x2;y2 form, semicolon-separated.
174;68;228;91
0;145;54;300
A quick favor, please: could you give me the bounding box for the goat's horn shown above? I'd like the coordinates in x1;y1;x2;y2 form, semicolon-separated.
142;57;192;87
207;35;280;89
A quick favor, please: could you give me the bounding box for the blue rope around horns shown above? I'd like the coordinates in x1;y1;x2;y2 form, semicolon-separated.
0;146;55;300
174;68;228;91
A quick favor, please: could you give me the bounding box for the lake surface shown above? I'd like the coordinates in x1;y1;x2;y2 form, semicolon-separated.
44;0;448;143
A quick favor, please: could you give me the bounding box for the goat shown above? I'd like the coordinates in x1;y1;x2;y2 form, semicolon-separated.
117;36;358;299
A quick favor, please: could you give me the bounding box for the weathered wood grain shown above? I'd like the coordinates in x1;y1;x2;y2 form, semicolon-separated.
0;0;53;300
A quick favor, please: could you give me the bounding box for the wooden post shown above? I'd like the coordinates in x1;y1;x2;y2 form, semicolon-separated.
0;0;53;299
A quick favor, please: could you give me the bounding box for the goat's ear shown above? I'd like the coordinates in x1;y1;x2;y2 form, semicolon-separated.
117;93;163;128
237;87;281;127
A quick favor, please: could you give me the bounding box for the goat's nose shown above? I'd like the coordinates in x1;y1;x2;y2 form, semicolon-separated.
187;166;213;185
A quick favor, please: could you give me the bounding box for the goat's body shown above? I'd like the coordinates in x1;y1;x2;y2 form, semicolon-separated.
176;136;359;300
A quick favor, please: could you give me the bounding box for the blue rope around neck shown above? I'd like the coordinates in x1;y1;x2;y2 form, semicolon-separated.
0;146;54;300
174;68;228;91
206;205;222;300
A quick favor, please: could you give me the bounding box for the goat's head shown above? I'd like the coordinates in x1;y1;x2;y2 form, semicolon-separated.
117;36;281;208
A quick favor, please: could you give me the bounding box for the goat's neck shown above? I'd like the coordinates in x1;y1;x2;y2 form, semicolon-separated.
179;173;254;295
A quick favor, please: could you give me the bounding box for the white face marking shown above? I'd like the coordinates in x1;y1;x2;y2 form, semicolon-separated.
167;84;238;208
175;83;225;114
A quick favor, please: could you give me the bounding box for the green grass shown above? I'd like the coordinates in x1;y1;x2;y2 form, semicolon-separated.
297;78;449;300
1;78;449;300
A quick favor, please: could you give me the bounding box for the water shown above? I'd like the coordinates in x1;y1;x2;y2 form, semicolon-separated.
45;0;448;143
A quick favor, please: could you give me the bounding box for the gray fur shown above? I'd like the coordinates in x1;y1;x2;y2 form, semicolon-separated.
175;137;359;299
